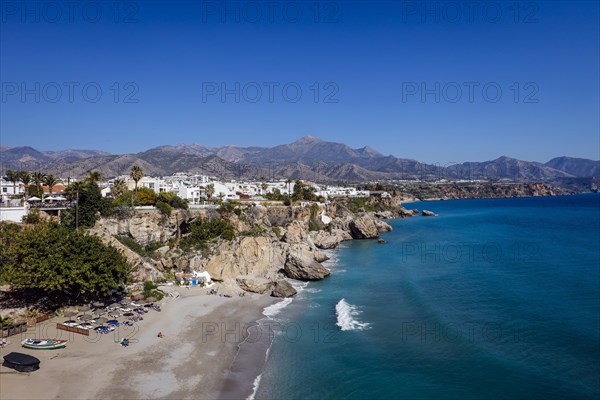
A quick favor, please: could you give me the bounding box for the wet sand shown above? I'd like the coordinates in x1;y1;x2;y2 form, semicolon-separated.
0;288;276;400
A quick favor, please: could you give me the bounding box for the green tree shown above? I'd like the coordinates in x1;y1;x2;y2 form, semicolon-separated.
292;180;317;202
43;174;61;195
18;172;32;199
31;172;46;192
130;166;144;191
111;178;128;198
62;181;104;228
86;170;104;184
182;217;236;249
157;192;188;209
156;201;172;216
1;223;131;303
135;188;157;206
205;184;215;201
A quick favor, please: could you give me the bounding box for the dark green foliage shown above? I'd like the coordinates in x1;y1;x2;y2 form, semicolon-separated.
182;217;236;249
272;226;282;237
142;281;164;301
157;192;188;209
243;224;266;237
28;185;43;199
309;203;319;219
62;181;104;228
0;223;131;303
265;189;288;202
156;201;172;216
22;208;42;224
292;180;319;202
135;188;157;206
115;236;162;258
217;202;236;214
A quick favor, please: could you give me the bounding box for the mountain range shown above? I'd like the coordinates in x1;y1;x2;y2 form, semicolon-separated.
1;136;598;183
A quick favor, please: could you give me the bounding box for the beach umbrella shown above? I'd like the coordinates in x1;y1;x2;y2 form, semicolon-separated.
27;196;41;201
64;311;77;317
45;196;57;201
91;314;101;320
109;303;120;309
78;305;91;312
92;301;105;308
80;314;93;321
53;196;66;201
108;311;120;318
120;299;132;305
95;317;108;324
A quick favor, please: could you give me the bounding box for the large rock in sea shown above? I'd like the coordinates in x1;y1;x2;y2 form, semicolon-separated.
284;254;330;281
236;276;273;294
271;280;297;298
348;214;380;239
422;210;437;216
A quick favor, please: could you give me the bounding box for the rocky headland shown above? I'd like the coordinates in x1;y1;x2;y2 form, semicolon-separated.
89;199;419;297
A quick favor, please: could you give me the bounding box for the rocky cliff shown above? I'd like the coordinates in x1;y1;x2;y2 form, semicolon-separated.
90;200;402;297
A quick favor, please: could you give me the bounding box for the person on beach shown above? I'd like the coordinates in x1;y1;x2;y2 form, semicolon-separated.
157;332;164;338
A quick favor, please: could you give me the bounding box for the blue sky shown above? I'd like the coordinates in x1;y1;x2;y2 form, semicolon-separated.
1;0;598;164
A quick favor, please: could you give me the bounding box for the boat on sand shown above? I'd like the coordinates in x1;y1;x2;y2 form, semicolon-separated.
21;339;67;350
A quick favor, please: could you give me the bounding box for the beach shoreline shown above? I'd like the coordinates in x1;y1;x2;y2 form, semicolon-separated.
0;287;277;400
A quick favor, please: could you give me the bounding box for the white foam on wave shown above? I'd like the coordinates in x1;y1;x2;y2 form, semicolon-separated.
247;374;262;400
262;297;293;318
335;299;371;331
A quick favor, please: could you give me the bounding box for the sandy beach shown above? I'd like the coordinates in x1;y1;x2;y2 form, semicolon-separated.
0;288;277;400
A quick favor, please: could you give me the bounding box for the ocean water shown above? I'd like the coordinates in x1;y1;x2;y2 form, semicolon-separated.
254;194;600;400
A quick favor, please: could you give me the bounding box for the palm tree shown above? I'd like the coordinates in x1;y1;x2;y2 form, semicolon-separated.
18;172;32;199
43;174;61;195
111;178;127;198
261;182;268;194
129;166;144;191
6;170;18;195
86;170;103;184
205;183;215;202
32;171;46;190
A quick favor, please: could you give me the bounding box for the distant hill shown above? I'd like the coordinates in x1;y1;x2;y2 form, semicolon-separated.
1;146;110;167
545;157;600;177
1;138;598;183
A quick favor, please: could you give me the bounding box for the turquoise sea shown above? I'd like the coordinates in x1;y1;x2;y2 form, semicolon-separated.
254;194;600;400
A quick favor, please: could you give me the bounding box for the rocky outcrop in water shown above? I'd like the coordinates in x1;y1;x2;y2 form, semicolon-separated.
348;213;391;239
422;210;437;216
284;253;331;281
271;280;297;298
